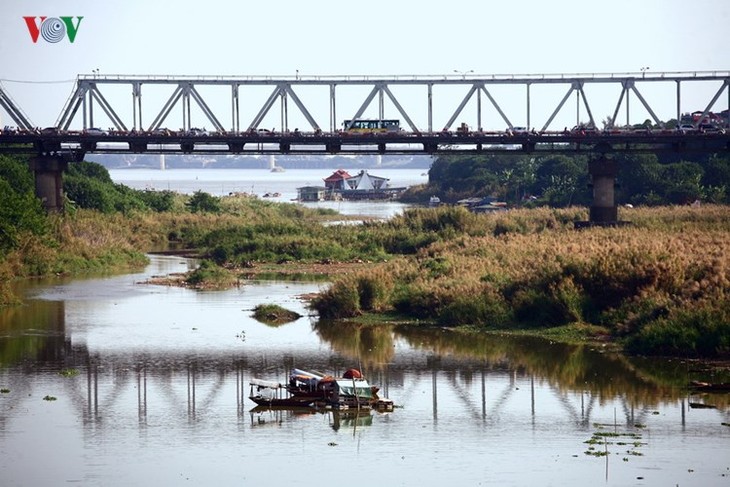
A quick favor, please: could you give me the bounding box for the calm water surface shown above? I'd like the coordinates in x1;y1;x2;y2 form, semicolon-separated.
1;256;729;487
2;170;729;486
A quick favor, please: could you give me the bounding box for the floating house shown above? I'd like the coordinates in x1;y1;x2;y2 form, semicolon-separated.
297;169;406;202
321;169;405;201
296;186;327;202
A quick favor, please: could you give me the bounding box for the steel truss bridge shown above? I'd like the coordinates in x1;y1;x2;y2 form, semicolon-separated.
1;71;729;156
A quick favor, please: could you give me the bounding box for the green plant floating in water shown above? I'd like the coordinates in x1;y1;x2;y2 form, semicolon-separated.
252;304;302;326
43;395;57;401
1;388;9;393
59;368;79;377
583;429;646;458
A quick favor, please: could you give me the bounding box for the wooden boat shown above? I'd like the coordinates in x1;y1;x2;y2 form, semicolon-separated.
249;368;393;411
248;378;317;407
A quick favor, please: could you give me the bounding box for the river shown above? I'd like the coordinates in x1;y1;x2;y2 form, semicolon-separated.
1;170;729;486
108;167;430;218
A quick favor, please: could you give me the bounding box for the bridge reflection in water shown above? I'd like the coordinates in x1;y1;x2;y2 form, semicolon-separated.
1;297;727;432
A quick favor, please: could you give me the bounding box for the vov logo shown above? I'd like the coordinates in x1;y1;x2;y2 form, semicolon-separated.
23;16;84;44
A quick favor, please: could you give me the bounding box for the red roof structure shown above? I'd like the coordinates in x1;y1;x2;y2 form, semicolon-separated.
323;169;352;190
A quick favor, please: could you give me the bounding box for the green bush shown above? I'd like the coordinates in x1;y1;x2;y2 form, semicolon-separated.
550;276;590;323
185;260;235;287
68;160;114;183
252;304;302;325
186;191;220;213
137;190;176;212
0;155;34;194
0;179;48;254
311;279;361;319
626;305;730;357
356;274;392;312
392;285;444;320
510;288;571;328
64;168;146;214
437;293;511;328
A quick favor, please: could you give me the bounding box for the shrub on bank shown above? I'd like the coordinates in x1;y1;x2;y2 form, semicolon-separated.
185;260;237;288
356;270;394;312
314;278;362;318
626;304;730;357
0;176;48;256
186;190;220;213
437;288;512;327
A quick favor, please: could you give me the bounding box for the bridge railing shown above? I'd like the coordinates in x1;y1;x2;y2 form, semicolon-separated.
75;70;730;83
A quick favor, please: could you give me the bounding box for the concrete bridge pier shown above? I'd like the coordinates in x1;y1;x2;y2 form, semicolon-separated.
575;156;624;228
588;156;618;223
29;155;68;213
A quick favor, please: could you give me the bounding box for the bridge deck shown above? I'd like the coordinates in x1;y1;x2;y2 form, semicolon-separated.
1;129;728;156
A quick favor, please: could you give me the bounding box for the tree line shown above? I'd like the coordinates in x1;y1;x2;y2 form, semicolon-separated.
407;151;730;207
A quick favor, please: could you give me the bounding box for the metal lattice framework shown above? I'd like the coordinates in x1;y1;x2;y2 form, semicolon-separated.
53;71;730;134
0;81;34;130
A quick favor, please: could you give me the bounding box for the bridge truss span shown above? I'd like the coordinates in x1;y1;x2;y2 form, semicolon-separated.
51;71;730;135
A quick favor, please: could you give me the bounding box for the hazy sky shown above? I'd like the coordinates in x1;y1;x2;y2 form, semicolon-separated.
1;0;728;128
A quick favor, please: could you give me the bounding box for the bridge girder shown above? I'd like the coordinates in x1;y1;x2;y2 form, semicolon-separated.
42;71;730;135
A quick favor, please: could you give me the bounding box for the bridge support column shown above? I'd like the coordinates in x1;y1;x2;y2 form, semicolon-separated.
29;155;68;213
575;156;624;228
588;156;618;223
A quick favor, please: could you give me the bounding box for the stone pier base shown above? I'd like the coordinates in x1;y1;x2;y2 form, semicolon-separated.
575;156;629;228
29;155;68;213
589;157;618;223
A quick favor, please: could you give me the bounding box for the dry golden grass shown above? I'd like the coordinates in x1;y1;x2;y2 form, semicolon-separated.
313;205;730;356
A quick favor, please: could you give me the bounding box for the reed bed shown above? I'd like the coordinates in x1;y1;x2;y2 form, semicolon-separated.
313;205;730;357
3;182;728;357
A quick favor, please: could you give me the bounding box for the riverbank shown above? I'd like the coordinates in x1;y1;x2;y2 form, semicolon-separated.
144;258;372;289
137;204;730;359
2;164;729;359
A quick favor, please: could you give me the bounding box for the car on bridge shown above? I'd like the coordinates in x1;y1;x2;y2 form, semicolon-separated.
677;124;696;133
571;125;598;135
630;125;652;134
698;123;725;134
506;126;528;135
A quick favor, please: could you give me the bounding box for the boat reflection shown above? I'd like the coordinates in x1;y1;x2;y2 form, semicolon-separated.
249;405;376;431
